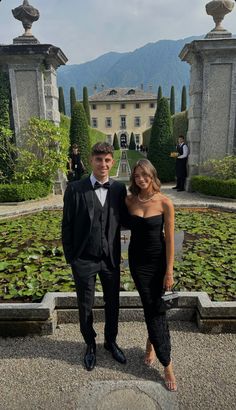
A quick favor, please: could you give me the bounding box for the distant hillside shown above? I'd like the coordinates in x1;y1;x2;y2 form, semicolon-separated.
57;36;201;114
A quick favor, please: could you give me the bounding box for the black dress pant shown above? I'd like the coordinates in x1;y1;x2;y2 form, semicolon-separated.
129;253;171;367
71;256;120;345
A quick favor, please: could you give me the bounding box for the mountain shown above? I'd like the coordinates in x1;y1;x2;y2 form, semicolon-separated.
57;36;201;114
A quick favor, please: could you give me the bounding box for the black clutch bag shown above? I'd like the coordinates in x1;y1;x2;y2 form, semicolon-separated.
161;281;179;310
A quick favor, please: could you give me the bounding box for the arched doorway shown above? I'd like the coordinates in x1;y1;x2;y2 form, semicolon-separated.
120;133;127;148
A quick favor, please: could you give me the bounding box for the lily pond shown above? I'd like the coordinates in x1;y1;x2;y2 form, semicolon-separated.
0;209;235;302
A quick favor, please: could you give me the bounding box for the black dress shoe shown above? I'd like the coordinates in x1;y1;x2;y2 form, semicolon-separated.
104;341;126;364
172;186;178;189
84;342;96;371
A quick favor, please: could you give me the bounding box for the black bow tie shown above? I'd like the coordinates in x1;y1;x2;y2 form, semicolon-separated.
94;181;110;190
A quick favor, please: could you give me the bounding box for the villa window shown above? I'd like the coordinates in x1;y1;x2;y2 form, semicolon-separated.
135;103;140;109
120;116;126;129
92;118;98;128
120;103;126;109
92;104;97;110
135;134;140;144
127;89;135;95
134;116;141;127
106;104;111;110
105;117;112;128
149;102;155;108
109;89;117;95
149;116;154;126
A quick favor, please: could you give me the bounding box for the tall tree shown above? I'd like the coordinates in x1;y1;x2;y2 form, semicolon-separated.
129;132;136;150
181;85;187;112
170;86;175;116
70;87;77;117
83;86;91;126
147;97;175;182
69;101;91;170
113;133;119;150
58;87;66;115
157;86;162;101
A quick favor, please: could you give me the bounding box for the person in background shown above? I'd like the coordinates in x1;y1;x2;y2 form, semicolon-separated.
125;159;177;392
62;142;127;371
172;136;189;192
68;144;85;181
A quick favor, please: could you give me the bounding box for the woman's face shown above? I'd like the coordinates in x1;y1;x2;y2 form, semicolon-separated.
133;166;153;190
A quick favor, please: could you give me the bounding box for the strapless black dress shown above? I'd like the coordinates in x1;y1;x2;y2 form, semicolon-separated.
128;214;171;367
128;214;167;296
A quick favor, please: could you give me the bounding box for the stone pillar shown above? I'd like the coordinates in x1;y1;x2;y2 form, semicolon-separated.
179;1;236;189
0;44;67;144
180;39;236;187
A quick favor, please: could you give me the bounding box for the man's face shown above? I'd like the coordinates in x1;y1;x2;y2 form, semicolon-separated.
90;153;114;180
73;148;79;154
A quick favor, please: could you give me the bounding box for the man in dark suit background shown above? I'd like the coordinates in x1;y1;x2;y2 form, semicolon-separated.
172;135;189;191
62;142;127;371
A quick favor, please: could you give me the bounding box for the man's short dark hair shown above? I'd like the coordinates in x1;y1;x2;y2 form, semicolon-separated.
91;142;114;157
72;143;79;149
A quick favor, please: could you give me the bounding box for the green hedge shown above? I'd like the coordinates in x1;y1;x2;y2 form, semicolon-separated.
191;176;236;199
0;181;52;202
171;110;188;142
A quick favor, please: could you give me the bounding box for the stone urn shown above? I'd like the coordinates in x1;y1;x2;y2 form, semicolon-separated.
206;0;234;36
12;0;40;37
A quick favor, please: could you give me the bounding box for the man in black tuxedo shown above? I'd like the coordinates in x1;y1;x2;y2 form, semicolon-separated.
172;135;189;191
62;142;127;371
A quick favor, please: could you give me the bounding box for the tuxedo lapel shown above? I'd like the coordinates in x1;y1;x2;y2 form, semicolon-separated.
83;177;95;222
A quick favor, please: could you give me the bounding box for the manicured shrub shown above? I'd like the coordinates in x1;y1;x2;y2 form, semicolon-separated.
69;101;91;170
148;97;175;182
191;176;236;199
58;87;66;115
70;87;77;117
181;85;187;111
170;85;175;115
157;86;162;100
172;110;188;143
82;86;91;125
113;133;120;150
0;181;52;202
129;132;136;150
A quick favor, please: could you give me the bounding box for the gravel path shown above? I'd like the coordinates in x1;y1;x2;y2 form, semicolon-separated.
0;321;235;410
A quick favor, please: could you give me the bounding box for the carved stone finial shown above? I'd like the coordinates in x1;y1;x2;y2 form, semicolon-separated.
205;0;234;38
12;0;40;43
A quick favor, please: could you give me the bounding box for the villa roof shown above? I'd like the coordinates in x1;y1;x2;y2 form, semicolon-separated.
89;87;156;102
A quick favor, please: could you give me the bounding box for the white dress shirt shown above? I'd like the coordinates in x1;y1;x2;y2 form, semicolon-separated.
177;143;189;159
90;174;109;206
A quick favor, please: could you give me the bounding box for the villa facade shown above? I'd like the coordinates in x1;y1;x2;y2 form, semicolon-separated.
89;87;157;147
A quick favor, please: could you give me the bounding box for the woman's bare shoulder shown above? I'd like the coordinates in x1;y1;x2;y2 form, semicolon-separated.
159;193;174;210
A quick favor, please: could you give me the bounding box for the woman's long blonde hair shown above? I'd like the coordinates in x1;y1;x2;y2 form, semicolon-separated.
129;159;161;195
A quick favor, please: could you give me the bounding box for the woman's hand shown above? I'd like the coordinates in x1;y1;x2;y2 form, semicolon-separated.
163;274;174;291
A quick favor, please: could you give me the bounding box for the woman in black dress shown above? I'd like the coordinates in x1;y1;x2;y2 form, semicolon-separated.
125;159;177;391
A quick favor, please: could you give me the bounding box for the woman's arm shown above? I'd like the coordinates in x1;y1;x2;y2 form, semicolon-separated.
163;198;175;290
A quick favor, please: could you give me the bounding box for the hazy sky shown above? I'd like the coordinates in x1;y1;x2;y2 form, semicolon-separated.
1;0;235;64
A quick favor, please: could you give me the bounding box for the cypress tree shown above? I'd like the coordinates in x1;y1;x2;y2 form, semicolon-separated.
181;85;187;112
157;86;162;101
83;86;91;125
69;101;91;170
58;87;66;115
113;133;119;150
170;86;175;116
70;87;77;117
129;132;136;150
147;97;175;182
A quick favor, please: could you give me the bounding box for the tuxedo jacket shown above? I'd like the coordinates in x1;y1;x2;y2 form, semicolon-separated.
62;176;127;267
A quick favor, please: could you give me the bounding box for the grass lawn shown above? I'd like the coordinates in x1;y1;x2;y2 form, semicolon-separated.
110;150;121;176
0;209;235;302
126;150;145;170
